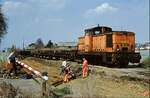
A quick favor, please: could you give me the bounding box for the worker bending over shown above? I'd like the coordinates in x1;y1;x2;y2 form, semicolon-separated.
64;64;71;83
82;58;88;78
60;60;67;75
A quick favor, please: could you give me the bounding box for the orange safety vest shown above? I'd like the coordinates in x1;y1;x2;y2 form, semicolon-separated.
64;68;69;82
83;60;88;73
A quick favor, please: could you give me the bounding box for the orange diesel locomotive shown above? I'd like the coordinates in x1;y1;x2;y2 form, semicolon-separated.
78;25;141;67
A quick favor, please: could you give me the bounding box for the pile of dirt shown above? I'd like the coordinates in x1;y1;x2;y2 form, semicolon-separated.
56;74;149;98
89;66;150;84
56;65;149;97
0;81;30;97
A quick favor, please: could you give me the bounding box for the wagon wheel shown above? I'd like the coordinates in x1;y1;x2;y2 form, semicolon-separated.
120;59;129;68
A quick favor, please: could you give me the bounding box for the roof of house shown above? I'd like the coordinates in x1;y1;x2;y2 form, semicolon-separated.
57;42;78;47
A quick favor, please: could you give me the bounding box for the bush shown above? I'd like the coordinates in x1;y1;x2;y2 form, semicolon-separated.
141;56;150;68
51;87;71;97
0;52;8;68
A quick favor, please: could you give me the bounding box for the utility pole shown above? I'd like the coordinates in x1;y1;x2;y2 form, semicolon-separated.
23;40;25;50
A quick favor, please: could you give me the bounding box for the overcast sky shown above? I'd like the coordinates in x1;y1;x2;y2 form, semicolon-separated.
0;0;149;49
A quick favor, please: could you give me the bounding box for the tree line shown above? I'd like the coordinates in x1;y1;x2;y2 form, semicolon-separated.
28;38;56;49
0;5;7;44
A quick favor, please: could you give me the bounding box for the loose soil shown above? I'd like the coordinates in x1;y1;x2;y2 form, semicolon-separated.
0;57;149;97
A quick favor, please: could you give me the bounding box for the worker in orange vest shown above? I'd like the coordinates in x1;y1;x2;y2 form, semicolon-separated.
82;58;88;78
64;64;70;83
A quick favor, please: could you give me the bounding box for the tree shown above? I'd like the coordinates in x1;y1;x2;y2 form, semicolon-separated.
0;5;7;43
45;40;53;48
35;38;44;48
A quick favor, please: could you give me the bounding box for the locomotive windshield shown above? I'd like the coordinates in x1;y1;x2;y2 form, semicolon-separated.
94;31;101;35
85;26;112;36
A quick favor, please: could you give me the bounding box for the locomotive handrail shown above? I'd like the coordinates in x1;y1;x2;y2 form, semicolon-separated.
16;60;48;80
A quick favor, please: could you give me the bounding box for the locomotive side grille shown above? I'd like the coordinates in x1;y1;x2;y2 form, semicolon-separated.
106;34;113;48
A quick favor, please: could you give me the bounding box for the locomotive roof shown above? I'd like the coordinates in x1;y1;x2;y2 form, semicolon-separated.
102;31;135;35
85;25;134;34
112;31;135;34
85;25;112;32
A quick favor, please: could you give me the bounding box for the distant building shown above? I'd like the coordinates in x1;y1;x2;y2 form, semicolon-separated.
146;42;150;46
57;42;78;47
135;42;150;50
57;42;78;50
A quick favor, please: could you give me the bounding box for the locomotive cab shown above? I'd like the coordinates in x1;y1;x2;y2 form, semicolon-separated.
84;25;112;36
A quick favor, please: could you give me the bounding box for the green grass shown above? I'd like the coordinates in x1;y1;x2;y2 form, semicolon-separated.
54;87;71;95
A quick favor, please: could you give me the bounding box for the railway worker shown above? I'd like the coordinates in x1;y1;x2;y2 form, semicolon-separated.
62;60;67;67
60;60;67;75
82;58;88;78
66;64;71;74
7;50;17;76
64;64;70;83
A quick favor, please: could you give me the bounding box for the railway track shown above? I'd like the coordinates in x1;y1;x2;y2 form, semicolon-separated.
20;54;142;68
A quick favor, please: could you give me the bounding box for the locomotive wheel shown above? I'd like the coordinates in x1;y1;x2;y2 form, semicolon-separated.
120;59;129;68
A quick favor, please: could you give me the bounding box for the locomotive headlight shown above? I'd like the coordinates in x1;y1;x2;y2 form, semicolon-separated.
116;45;119;52
131;45;134;52
117;47;119;51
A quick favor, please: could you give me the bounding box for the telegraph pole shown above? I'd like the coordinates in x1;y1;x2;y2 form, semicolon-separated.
23;40;25;50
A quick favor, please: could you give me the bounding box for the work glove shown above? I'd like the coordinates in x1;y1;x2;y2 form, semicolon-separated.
8;61;10;64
